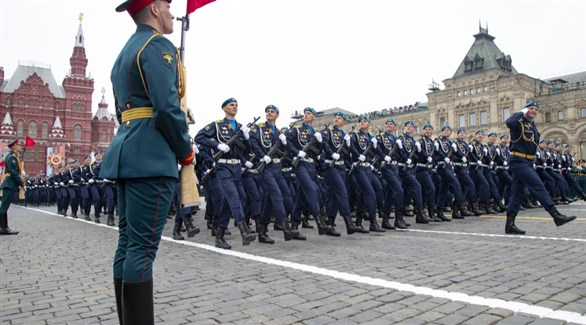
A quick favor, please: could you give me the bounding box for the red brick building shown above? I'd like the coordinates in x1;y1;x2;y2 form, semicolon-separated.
0;21;115;176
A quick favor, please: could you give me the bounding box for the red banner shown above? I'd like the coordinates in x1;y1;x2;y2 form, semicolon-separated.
186;0;215;15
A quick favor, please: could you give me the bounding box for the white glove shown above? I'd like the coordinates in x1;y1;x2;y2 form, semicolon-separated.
60;182;65;186
406;158;412;165
193;144;200;155
344;134;351;147
451;143;457;151
415;142;421;152
558;164;562;169
245;161;254;168
434;142;439;151
427;156;433;163
332;153;340;161
371;137;377;149
358;154;366;162
533;163;537;169
68;180;74;184
192;156;197;166
262;155;272;164
217;143;230;153
521;107;530;115
504;161;508;166
314;132;322;143
384;155;392;163
468;144;473;151
21;170;26;176
396;139;403;149
495;148;500;155
444;157;450;164
370;165;375;171
89;179;95;184
490;161;494;166
54;182;58;186
462;157;467;163
477;160;482;165
279;133;287;145
483;147;488;154
241;125;250;140
297;151;306;158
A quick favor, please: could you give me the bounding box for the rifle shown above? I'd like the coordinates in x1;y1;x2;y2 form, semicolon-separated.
328;125;355;168
212;116;261;162
256;140;286;174
291;123;330;168
405;136;421;169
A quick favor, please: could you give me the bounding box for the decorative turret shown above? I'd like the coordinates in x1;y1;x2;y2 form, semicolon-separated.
0;112;16;136
49;116;65;139
92;88;116;147
0;67;4;86
94;88;112;121
68;13;88;78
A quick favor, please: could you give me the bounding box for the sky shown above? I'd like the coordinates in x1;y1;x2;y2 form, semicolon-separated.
1;0;585;135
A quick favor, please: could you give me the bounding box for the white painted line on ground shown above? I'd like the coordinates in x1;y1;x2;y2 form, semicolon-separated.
403;229;586;242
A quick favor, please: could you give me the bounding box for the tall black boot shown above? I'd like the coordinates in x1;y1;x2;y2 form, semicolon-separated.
172;221;184;240
483;202;498;214
301;214;314;229
0;212;18;235
459;203;474;217
114;278;123;325
313;214;331;235
471;202;483;216
183;216;200;237
290;220;307;240
380;212;396;229
237;220;257;245
415;208;429;224
215;227;231;249
436;209;451;222
369;213;386;232
547;206;577;227
428;208;441;222
452;206;464;219
122;279;154;325
505;216;526;235
281;218;298;241
258;223;275;244
341;214;361;234
324;218;341;236
354;215;370;233
94;212;101;224
107;214;115;226
394;209;409;229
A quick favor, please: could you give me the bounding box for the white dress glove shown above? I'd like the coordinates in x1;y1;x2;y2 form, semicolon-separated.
331;153;340;161
384;155;392;163
193;144;200;155
245;161;254;168
314;132;322;143
468;144;473;151
415;142;421;152
490;161;494;166
279;133;287;145
444;157;450;164
521;107;530;115
344;134;351;147
297;151;306;158
358;154;366;162
427;157;433;163
68;180;74;184
262;155;272;164
371;137;377;149
241;125;250;140
89;179;95;184
477;160;482;165
60;182;65;186
462;157;467;163
217;143;230;153
406;158;412;165
495;148;500;156
483;147;488;154
504;161;508;166
451;143;457;151
396;139;403;149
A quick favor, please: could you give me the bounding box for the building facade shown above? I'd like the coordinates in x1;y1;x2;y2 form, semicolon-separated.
0;20;115;176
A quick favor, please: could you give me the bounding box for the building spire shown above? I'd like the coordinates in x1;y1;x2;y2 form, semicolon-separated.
75;13;85;47
0;112;16;136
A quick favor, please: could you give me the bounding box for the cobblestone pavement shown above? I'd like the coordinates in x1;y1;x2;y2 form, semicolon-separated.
2;201;586;324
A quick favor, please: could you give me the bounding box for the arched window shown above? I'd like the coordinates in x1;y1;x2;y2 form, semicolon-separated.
28;121;37;138
557;111;564;121
73;125;82;141
19;97;24;106
43;99;49;108
581;107;586;118
545;112;551;123
29;97;39;108
5;96;11;106
41;122;49;139
17;120;24;137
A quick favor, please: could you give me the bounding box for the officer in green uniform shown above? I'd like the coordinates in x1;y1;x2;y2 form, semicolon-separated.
0;138;24;235
103;0;195;323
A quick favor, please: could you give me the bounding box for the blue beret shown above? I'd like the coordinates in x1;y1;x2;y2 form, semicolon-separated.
500;134;509;139
441;124;452;132
564;144;572;148
457;127;467;134
404;120;416;128
358;114;371;122
7;137;20;147
84;155;92;160
475;129;485;135
422;123;434;130
385;118;397;125
303;107;318;116
523;101;538;109
265;105;279;113
488;131;497;137
221;97;237;108
333;111;348;121
94;150;103;155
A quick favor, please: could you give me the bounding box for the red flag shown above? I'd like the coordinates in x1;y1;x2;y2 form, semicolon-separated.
25;136;36;148
187;0;215;15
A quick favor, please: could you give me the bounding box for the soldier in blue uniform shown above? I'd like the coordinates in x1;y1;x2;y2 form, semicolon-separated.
415;123;438;221
562;144;586;200
495;134;513;205
0;138;24;235
104;0;197;323
469;130;498;214
504;101;576;235
88;151;106;223
452;127;483;215
194;98;257;249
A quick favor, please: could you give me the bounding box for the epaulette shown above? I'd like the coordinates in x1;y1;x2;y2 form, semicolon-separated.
258;122;265;128
215;119;224;123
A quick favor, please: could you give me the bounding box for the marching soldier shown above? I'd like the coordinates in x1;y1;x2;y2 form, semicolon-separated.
562;144;586;200
469;130;498;214
415;123;438;221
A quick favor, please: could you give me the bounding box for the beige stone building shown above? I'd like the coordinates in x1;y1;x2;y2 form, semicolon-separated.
292;26;586;158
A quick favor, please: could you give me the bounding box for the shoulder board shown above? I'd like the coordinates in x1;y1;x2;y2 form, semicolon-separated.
258;122;265;128
215;119;223;123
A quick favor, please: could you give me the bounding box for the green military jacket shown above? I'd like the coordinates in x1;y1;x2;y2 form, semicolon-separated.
1;152;23;191
101;24;191;180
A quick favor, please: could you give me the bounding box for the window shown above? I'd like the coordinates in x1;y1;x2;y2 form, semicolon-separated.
24;151;31;161
17;120;24;136
558;111;564;121
464;90;468;96
581;107;586;118
29;97;39;108
545;112;551;123
73;125;82;141
42;122;49;139
477;87;481;93
19;97;24;106
480;111;487;125
101;131;107;142
43;99;49;108
35;150;41;162
439;117;446;128
5;96;11;106
457;91;461;97
469;112;477;126
470;88;475;95
28;121;37;138
503;107;510;122
484;86;488;92
459;114;465;127
74;148;81;154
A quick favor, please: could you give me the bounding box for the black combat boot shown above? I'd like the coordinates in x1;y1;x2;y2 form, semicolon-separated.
237;220;257;245
369;213;386;232
452;206;464;219
380;211;395;229
71;211;78;219
172;221;184;240
0;213;18;235
505;216;526;235
301;214;314;229
324;218;341;236
206;213;213;229
428;208;441;222
258;223;275;244
471;202;483;216
84;212;92;221
354;215;370;233
341;214;361;234
547;206;577;227
113;278;123;325
483;202;498;214
183;216;200;237
290;220;307;240
281;218;297;241
459;203;474;217
107;214;115;226
313;214;331;235
94;212;101;224
415;208;429;224
436;209;451;222
245;216;256;234
394;209;409;229
122;279;154;325
215;227;231;249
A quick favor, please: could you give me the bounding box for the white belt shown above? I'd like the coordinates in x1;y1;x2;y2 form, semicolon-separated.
272;158;281;164
353;162;370;167
218;158;240;165
453;162;468;167
302;158;314;163
417;163;432;168
282;167;292;172
246;169;259;174
324;159;345;165
496;166;509;170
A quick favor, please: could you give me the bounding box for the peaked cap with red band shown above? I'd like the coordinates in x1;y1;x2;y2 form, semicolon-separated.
116;0;171;16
